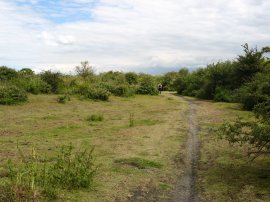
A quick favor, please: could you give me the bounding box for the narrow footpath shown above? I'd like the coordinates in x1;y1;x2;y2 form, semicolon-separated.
171;98;200;202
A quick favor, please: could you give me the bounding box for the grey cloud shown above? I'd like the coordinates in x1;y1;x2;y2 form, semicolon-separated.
0;0;269;74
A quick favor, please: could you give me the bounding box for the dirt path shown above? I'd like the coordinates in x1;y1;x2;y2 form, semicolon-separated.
171;98;200;202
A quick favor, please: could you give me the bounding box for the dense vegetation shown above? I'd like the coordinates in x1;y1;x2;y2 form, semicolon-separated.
0;62;161;105
163;44;270;158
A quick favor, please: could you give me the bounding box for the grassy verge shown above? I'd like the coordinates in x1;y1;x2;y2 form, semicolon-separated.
196;100;270;202
0;92;188;201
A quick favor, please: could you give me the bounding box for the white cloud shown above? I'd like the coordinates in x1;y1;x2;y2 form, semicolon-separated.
0;0;269;74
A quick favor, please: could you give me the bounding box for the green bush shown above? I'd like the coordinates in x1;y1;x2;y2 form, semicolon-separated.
47;144;96;190
137;76;158;95
0;66;18;81
40;71;63;94
213;87;232;102
87;87;110;101
57;95;70;104
0;85;28;105
26;78;51;94
75;84;110;101
112;85;135;97
125;72;138;85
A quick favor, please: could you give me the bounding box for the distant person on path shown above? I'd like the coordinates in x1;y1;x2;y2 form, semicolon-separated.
158;83;163;94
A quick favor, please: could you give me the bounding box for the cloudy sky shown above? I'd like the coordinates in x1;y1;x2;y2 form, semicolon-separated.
0;0;269;74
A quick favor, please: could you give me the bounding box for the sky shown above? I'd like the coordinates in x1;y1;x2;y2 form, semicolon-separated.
0;0;269;74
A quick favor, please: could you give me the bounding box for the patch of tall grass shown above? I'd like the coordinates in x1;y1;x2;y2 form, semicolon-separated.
0;144;96;201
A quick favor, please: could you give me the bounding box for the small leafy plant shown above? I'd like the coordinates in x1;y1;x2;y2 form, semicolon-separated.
57;95;70;104
87;114;104;122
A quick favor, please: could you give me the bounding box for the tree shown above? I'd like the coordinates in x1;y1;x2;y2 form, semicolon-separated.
75;61;95;79
235;43;269;87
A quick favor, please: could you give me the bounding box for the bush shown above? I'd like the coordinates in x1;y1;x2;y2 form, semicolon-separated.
0;66;18;81
57;95;70;104
111;84;135;97
125;72;138;85
137;76;158;95
0;85;28;105
213;87;232;102
87;87;110;101
26;78;51;94
47;144;96;190
40;71;63;94
75;84;110;101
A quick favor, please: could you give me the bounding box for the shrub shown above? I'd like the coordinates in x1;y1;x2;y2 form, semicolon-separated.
47;144;96;190
213;87;232;102
75;84;110;101
87;87;110;101
57;95;70;104
111;84;135;97
137;76;158;95
0;85;28;105
26;78;51;94
40;71;63;94
87;114;104;122
0;66;18;81
125;72;138;85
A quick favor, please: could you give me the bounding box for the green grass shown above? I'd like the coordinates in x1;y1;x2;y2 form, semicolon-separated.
0;92;187;201
196;100;270;202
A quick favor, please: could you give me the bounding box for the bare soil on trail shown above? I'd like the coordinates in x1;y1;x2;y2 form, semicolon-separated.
170;98;200;202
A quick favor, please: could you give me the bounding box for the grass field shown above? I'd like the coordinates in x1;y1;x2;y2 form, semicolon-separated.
0;93;270;201
0;92;188;201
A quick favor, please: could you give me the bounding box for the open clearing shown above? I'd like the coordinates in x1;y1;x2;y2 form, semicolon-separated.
0;92;270;201
0;92;188;201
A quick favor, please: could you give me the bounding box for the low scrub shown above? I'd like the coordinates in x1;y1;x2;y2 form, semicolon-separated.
111;84;135;97
0;85;28;105
0;144;96;201
57;95;70;104
87;114;104;122
26;78;51;94
75;84;110;101
137;76;159;95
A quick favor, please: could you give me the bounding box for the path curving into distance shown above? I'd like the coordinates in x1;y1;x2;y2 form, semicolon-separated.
171;97;200;202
